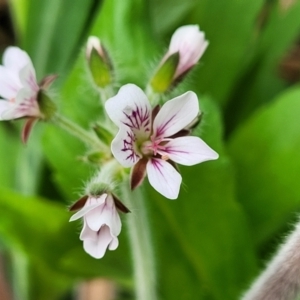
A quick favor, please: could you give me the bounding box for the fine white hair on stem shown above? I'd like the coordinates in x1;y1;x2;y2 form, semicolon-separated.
242;219;300;300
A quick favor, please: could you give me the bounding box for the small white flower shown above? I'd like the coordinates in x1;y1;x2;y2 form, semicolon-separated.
105;84;218;199
0;46;40;121
70;193;121;259
165;25;208;79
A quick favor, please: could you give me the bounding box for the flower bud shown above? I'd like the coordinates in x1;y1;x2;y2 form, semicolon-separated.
86;36;113;88
150;25;208;93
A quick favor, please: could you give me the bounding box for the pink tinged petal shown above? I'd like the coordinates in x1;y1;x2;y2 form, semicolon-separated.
0;65;21;99
168;25;208;77
69;195;107;222
19;64;38;92
85;195;116;231
81;223;117;259
158;136;219;166
0;100;16;120
105;84;151;138
147;158;182;199
111;126;140;168
2;88;40;120
3;47;32;73
153;91;200;138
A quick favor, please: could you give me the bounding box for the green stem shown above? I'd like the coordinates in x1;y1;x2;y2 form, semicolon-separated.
121;184;157;300
53;114;106;150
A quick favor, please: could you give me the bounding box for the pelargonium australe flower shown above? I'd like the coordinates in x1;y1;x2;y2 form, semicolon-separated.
0;47;40;120
105;84;218;199
70;193;122;259
167;25;208;79
0;46;56;142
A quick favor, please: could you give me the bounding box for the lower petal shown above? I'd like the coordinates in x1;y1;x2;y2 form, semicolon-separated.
82;225;116;259
146;158;182;199
158;136;219;166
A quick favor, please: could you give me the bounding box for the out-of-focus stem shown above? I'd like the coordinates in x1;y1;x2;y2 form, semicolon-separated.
242;220;300;300
121;185;157;300
53;114;106;150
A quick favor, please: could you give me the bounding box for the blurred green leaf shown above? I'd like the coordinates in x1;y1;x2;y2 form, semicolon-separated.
228;85;300;246
226;0;300;132
147;97;258;300
22;0;97;78
0;188;131;289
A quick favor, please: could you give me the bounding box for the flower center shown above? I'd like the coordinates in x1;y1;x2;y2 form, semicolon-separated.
141;136;166;157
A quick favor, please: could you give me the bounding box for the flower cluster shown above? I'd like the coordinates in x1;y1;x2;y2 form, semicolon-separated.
0;25;218;259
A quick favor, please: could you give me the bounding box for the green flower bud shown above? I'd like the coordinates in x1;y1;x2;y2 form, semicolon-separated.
86;36;113;88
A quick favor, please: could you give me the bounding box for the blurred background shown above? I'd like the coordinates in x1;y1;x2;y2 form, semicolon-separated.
0;0;300;299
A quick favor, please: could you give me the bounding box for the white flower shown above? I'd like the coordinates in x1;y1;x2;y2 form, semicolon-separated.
165;25;208;79
0;46;40;121
105;84;218;199
70;193;121;259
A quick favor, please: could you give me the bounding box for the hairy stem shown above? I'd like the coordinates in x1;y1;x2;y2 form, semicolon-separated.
242;220;300;300
53;114;106;150
121;185;157;300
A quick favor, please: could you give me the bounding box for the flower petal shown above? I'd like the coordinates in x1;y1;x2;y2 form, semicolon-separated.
168;25;208;77
69;195;106;222
85;195;117;232
111;126;141;168
147;158;182;199
0;100;16;120
153;91;199;138
158;136;219;166
81;224;114;259
3;47;32;73
19;64;38;92
0;65;21;99
105;84;151;136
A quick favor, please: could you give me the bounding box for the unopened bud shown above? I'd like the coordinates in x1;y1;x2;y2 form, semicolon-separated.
150;52;179;93
93;124;113;146
86;36;112;88
150;25;208;93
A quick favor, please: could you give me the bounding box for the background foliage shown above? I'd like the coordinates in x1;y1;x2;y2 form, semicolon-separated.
1;0;300;299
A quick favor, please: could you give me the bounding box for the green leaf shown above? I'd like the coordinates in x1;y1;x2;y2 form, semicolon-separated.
0;188;131;285
147;97;258;300
228;86;300;246
226;1;300;131
23;0;96;77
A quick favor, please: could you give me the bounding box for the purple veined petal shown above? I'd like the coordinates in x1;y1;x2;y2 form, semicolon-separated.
111;126;141;168
82;224;116;259
1;88;40;120
19;64;38;92
158;136;219;166
147;158;182;199
69;195;107;222
3;47;32;73
0;65;21;100
105;84;151;139
0;100;16;120
85;195;118;231
153;91;200;138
